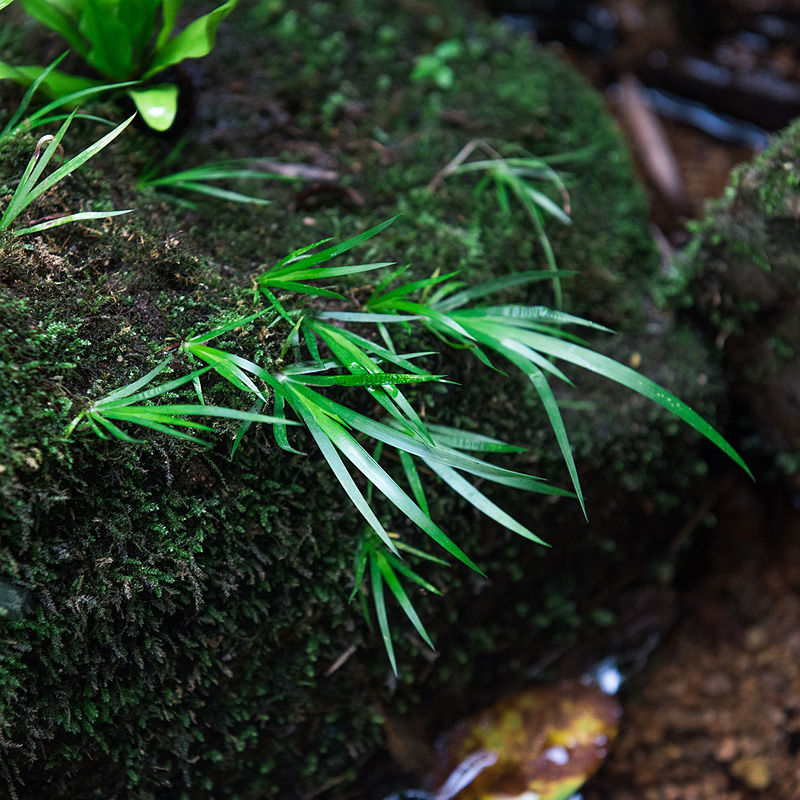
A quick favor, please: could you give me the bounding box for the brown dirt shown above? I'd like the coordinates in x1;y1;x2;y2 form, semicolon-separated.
584;482;800;800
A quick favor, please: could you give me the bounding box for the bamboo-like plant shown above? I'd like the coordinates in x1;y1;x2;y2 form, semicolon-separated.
68;218;748;669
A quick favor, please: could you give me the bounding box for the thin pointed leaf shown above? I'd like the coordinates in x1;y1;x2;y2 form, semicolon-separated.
13;208;131;235
515;331;752;477
370;554;397;674
315;412;483;573
98;357;174;403
96;365;213;408
297;403;399;556
399;450;429;517
424;458;547;545
376;550;435;649
526;366;585;518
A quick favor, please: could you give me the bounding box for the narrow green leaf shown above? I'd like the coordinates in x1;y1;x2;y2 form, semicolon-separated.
96;365;213;408
428;424;526;453
13;208;131;235
399;450;429;517
424;458;547;545
144;0;240;78
376;550;435;649
526;367;585;518
315;412;483;573
293;372;443;387
517;331;750;477
370;553;397;674
297;402;399;556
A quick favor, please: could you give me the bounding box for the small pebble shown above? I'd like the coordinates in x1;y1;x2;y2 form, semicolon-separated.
702;672;733;697
730;756;772;790
715;737;738;763
745;625;769;651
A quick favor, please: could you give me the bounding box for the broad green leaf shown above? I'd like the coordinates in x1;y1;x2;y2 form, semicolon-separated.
144;0;239;78
128;83;178;131
20;0;88;56
0;61;101;97
79;4;135;78
155;0;183;50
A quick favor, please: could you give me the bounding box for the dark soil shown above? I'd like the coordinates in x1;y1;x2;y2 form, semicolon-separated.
585;483;800;800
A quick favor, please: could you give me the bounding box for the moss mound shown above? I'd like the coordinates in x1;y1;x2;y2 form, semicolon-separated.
678;118;800;472
0;1;724;797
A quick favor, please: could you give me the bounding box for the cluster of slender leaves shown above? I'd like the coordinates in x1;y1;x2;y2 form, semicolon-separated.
353;528;447;674
65;355;289;445
365;266;752;515
69;217;748;669
429;139;581;308
0;109;133;235
1;0;238;130
139;154;300;206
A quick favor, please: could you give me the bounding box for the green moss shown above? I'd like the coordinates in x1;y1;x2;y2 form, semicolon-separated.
676;118;800;464
0;1;723;797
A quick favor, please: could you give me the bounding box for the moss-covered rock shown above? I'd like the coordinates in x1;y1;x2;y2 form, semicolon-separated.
0;1;726;797
677;119;800;473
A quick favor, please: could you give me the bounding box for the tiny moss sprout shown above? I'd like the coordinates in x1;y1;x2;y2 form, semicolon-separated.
429;139;588;308
0;109;133;235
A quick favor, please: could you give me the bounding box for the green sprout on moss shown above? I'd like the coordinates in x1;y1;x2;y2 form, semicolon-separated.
411;39;464;90
429;139;580;308
138;140;302;206
0;109;133;235
67;218;749;671
365;263;751;515
353;528;447;674
0;0;239;131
